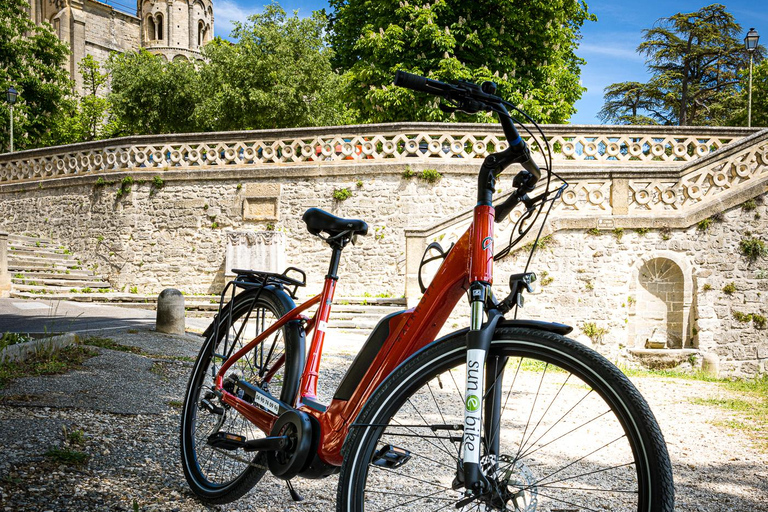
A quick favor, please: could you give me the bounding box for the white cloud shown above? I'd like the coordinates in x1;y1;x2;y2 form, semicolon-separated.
214;0;256;40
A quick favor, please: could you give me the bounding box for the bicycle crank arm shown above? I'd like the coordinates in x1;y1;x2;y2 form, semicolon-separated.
207;431;289;452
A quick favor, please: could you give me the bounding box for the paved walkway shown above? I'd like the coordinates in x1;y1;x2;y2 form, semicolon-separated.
0;323;765;511
0;298;211;334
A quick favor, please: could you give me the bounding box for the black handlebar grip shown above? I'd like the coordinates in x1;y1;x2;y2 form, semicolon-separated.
394;71;451;96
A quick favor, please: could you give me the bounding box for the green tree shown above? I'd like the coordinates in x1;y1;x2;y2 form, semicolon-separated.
196;4;351;131
601;4;763;125
726;59;768;127
328;0;595;124
108;50;201;135
0;0;71;150
598;82;662;125
45;56;116;145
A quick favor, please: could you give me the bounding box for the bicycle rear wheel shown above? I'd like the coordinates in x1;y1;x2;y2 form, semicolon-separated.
338;327;674;511
180;286;304;504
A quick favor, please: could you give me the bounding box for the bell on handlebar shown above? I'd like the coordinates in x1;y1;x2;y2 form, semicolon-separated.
481;81;497;95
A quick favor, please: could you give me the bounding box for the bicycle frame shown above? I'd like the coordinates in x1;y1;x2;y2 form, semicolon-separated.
213;204;495;467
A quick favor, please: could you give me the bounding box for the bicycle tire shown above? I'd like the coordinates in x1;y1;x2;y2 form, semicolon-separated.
337;326;674;512
180;286;304;504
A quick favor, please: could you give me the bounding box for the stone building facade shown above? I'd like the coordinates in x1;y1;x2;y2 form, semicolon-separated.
28;0;214;94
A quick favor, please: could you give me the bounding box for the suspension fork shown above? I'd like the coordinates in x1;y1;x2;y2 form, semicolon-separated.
462;281;504;494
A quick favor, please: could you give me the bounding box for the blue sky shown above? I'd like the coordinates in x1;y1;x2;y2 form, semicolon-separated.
121;0;767;124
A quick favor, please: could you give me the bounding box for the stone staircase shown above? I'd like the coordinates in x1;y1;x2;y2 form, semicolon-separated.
8;234;113;298
7;233;405;332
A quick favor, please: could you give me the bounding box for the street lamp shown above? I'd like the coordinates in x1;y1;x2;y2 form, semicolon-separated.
6;86;17;153
745;28;759;128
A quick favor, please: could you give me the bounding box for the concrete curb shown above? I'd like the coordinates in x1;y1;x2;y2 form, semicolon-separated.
0;332;78;363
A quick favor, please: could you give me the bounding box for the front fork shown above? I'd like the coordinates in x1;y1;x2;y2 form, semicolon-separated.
462;282;505;495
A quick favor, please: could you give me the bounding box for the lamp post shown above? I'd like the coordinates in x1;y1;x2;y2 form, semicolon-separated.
745;28;760;128
6;87;17;153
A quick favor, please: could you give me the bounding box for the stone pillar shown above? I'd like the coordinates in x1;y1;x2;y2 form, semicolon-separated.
0;232;10;298
611;179;629;216
404;232;427;308
188;2;195;50
156;288;185;334
166;0;173;45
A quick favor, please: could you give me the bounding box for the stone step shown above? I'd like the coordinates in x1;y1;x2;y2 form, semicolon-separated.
7;247;75;259
334;296;407;307
13;279;111;290
9;291;148;302
10;270;98;280
8;254;83;267
328;318;379;330
7;234;56;245
8;264;93;274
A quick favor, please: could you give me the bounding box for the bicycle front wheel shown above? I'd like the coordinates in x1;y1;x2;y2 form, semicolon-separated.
180;286;304;504
338;327;674;512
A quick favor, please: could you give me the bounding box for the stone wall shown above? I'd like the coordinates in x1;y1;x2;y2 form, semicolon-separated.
0;123;766;376
489;195;767;377
0;161;478;298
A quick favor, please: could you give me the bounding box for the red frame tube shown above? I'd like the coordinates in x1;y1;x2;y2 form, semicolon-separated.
212;205;495;467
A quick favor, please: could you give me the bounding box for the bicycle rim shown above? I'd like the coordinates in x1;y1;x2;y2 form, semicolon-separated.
180;289;299;501
342;329;672;511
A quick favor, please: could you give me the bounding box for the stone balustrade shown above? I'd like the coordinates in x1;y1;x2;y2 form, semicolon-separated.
0;124;758;184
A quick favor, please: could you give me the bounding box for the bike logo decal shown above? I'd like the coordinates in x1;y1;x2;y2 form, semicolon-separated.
482;236;493;251
463;349;485;465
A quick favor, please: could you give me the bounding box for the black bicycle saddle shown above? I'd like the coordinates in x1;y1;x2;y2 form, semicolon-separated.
302;208;368;237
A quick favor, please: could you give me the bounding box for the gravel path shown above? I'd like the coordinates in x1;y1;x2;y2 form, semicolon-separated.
0;327;765;511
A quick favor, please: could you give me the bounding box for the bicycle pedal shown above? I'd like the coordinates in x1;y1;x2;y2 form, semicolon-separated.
371;445;411;469
207;432;247;450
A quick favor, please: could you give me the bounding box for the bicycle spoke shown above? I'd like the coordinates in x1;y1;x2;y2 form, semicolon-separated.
368;488;458;512
517;409;611;461
427;380;461;461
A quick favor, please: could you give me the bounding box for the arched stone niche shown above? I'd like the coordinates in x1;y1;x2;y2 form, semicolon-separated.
628;251;694;349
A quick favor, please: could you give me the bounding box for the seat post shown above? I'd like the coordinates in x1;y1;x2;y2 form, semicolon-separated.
327;246;343;280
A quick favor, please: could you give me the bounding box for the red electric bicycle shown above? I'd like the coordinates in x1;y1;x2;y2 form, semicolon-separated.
180;72;674;511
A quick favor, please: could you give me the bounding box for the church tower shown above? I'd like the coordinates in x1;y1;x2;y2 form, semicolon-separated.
138;0;214;61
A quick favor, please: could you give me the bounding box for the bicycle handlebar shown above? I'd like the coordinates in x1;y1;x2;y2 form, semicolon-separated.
393;71;542;222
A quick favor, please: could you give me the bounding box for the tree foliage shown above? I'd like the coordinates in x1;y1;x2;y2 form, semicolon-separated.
44;56;117;145
108;50;201;135
0;0;71;151
196;4;351;131
727;59;768;127
106;3;348;136
598;82;661;125
600;4;764;126
328;0;596;124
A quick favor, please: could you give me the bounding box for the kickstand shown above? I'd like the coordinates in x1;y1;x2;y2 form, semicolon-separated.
286;480;304;502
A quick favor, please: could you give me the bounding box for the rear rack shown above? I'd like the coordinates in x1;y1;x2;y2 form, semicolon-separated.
231;267;306;299
206;267;307;349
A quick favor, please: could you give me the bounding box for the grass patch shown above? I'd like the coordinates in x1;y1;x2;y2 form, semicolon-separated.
45;447;89;466
81;336;143;355
0;345;98;389
168;399;183;409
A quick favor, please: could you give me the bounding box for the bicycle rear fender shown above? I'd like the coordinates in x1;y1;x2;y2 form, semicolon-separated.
202;284;299;340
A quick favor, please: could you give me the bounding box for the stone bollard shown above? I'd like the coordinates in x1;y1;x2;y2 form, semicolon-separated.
701;352;720;378
0;232;9;298
156;288;185;334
